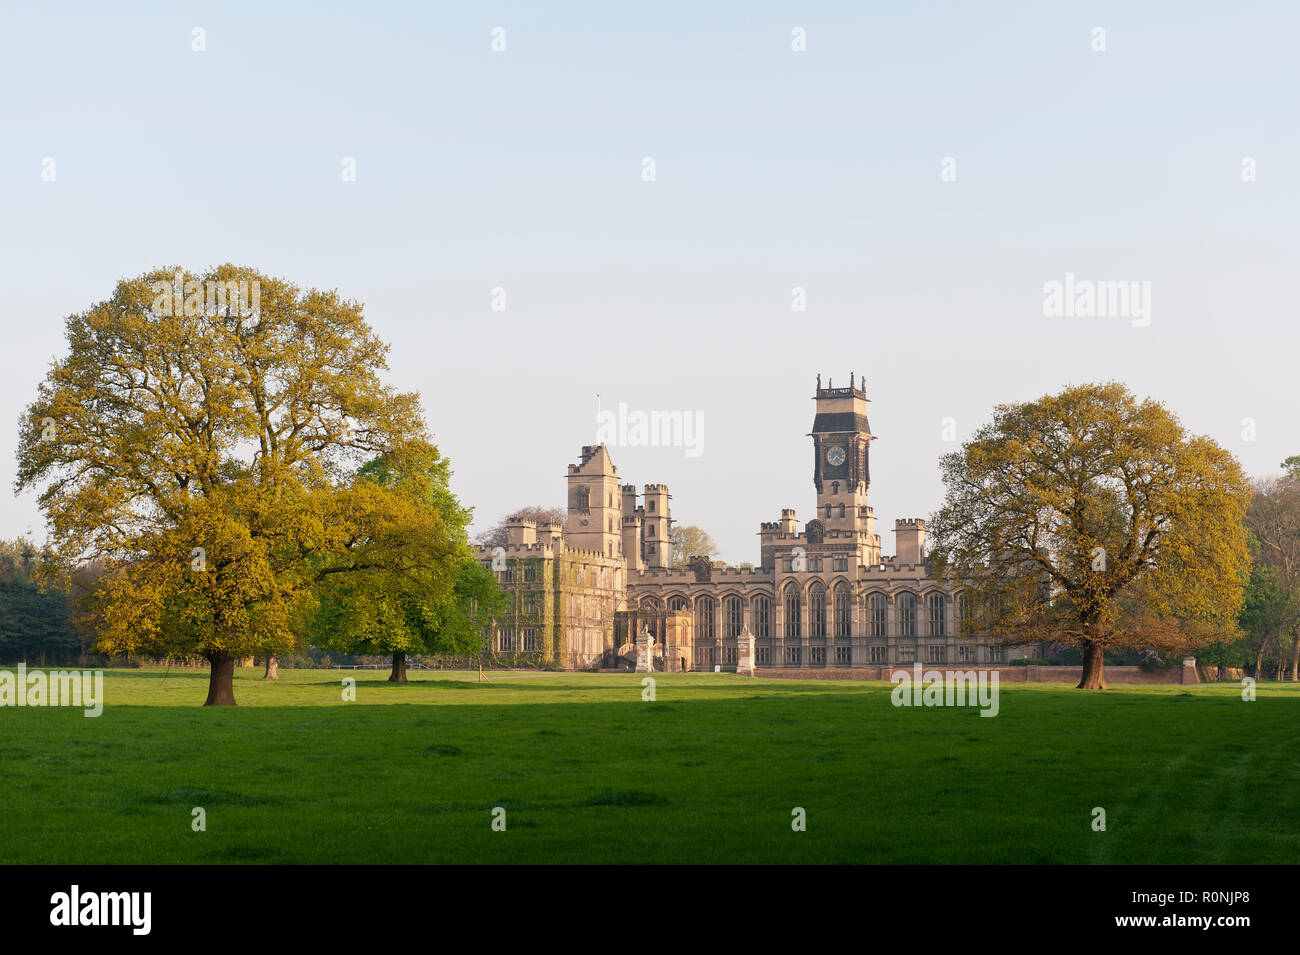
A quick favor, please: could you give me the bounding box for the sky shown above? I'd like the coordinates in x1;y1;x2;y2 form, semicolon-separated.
1;1;1297;563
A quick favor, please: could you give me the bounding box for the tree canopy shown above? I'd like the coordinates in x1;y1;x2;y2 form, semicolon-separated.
312;452;507;681
929;382;1252;689
15;265;464;704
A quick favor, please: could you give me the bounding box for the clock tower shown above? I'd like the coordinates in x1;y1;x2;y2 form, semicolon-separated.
809;374;878;557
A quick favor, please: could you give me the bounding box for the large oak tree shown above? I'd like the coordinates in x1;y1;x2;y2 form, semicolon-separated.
929;382;1252;689
15;265;465;704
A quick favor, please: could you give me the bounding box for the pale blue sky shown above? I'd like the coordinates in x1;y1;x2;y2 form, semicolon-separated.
2;2;1297;561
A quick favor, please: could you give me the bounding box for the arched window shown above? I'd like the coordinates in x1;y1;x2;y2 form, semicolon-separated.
838;504;845;518
667;595;687;611
808;584;826;638
784;584;802;639
928;593;946;637
695;595;717;642
869;594;887;636
898;593;917;637
724;596;744;638
575;486;589;513
752;595;771;639
834;584;851;638
832;481;840;494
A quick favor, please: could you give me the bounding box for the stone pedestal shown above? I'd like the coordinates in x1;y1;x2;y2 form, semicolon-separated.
635;629;656;674
736;626;756;677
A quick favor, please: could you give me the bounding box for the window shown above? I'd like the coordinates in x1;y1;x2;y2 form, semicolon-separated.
695;646;715;667
926;645;945;663
832;556;848;572
989;645;1004;662
523;628;537;652
499;630;515;652
668;595;687;611
502;564;514;583
869;645;887;664
957;592;972;635
575;486;589;512
825;504;832;518
870;595;887;637
757;645;770;665
958;645;976;662
648;500;655;512
810;646;826;665
523;564;536;582
753;596;771;639
838;504;845;518
832;482;839;494
833;584;851;638
834;646;851;665
898;645;915;663
929;593;946;637
648;525;655;537
811;557;823;572
784;645;802;665
784;586;802;639
722;646;738;664
898;594;917;637
809;586;826;638
523;593;537;614
724;596;744;638
695;596;717;642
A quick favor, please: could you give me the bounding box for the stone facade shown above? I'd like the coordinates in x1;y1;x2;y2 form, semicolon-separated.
477;376;1041;670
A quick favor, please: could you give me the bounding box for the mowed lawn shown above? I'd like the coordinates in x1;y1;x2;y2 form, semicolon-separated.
2;668;1297;864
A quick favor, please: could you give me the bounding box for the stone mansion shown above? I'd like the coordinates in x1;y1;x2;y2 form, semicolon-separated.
476;376;1039;671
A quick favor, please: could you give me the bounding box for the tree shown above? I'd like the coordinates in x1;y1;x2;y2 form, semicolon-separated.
312;452;507;681
1237;560;1299;678
474;506;567;548
0;539;80;664
1245;475;1300;679
670;525;718;570
928;382;1252;689
15;265;460;705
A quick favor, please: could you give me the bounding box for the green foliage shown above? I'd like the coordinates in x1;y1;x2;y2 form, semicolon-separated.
670;525;719;570
13;267;457;703
929;382;1253;663
0;539;80;663
311;453;507;658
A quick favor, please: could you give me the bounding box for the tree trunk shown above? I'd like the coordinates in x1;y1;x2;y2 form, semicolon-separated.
204;654;237;706
1077;642;1107;689
263;656;279;681
389;651;408;683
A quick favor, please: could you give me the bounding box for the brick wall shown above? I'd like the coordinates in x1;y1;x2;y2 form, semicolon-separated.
748;664;1194;685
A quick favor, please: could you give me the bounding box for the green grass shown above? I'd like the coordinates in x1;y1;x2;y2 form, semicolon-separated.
2;668;1298;864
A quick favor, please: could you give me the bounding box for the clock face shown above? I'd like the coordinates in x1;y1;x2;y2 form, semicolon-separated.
826;446;847;467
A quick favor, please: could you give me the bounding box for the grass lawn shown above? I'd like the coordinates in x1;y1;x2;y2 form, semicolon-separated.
2;668;1297;864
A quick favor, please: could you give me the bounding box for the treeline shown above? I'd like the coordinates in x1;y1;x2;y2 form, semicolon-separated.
0;539;82;664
